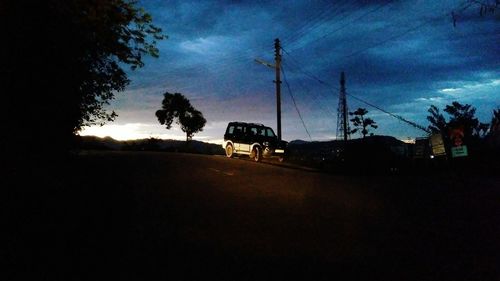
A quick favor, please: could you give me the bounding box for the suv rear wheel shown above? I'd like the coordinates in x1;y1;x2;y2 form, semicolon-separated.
225;143;234;158
252;146;261;162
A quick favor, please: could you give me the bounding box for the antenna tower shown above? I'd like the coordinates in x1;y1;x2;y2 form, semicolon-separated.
336;71;350;142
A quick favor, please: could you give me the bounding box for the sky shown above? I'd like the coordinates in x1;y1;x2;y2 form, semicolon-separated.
79;0;500;143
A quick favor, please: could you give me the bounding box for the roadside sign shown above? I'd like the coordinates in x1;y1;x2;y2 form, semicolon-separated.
449;127;464;147
430;133;446;156
414;138;428;158
449;126;468;158
451;145;468;158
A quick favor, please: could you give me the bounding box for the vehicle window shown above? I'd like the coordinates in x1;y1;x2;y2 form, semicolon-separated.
249;127;258;136
266;128;275;137
227;126;234;134
235;126;245;136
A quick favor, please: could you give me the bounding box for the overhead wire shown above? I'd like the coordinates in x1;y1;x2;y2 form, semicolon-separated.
286;0;398;53
281;0;341;43
281;60;337;118
280;46;431;134
276;1;480;134
280;47;330;86
281;60;338;134
309;0;394;46
283;59;336;117
335;1;474;61
284;0;353;47
281;65;313;141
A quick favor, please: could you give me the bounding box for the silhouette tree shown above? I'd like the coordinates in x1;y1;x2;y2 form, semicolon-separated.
156;93;207;141
426;101;489;142
445;102;479;137
489;108;500;135
179;110;207;141
1;1;165;154
349;108;378;139
427;105;448;135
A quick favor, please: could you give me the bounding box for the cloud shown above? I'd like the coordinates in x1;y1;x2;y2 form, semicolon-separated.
82;0;500;142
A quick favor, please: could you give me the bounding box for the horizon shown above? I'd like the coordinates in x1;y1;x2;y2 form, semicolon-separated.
77;132;416;145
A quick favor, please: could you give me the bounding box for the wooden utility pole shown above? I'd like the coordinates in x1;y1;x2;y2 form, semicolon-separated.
274;38;282;141
254;38;282;141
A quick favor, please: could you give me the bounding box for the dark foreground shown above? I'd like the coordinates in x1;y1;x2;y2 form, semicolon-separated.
3;151;499;280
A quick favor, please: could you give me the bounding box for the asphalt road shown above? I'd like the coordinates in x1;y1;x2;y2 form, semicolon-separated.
4;151;499;280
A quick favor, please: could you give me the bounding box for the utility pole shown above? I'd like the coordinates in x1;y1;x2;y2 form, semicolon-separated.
255;38;282;141
336;71;350;143
274;38;282;141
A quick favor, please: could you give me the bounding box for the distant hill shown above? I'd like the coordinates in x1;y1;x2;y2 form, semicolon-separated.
288;139;309;145
75;136;225;155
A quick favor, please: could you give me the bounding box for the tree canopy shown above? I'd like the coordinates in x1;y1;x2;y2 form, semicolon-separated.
1;0;165;153
349;108;378;139
490;108;500;135
427;101;489;141
156;93;207;141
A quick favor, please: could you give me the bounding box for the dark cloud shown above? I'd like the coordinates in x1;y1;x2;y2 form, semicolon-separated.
97;0;499;141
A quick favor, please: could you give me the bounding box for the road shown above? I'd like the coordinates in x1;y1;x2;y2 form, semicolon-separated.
4;151;499;280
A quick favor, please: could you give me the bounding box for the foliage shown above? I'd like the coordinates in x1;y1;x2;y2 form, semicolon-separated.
427;105;447;135
1;0;165;151
156;93;207;141
427;101;489;141
349;108;378;139
445;102;479;137
490;108;500;134
179;110;207;141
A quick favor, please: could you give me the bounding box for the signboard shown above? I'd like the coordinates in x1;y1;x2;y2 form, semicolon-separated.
430;133;446;156
449;127;464;147
449;126;468;158
414;138;428;158
451;145;468;158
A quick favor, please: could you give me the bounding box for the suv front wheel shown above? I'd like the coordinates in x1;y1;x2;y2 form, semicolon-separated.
225;143;234;158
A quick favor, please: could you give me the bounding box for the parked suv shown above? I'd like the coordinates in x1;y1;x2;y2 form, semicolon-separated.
222;122;287;162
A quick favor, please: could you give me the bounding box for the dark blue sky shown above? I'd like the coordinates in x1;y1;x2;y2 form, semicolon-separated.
80;0;499;142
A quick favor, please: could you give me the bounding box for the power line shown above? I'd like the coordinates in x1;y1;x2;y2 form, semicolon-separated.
309;0;394;45
285;0;473;63
283;0;352;44
284;0;355;48
281;52;341;119
283;61;336;138
281;65;313;141
281;60;338;121
337;1;474;61
345;93;430;133
280;46;431;134
280;47;330;86
282;0;342;43
278;2;476;134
